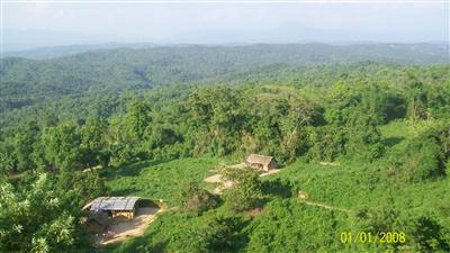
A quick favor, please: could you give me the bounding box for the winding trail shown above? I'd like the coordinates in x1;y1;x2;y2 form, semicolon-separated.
300;200;353;213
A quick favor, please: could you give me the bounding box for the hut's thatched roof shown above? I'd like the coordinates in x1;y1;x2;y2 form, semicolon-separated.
83;197;140;212
246;154;274;166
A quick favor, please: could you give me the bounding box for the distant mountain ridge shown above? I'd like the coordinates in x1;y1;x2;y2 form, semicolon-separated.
2;43;159;59
3;42;449;61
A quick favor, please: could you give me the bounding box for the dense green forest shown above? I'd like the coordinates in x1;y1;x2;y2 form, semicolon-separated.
1;43;448;118
0;44;449;253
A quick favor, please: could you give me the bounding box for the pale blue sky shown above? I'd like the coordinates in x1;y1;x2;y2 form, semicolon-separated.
2;1;449;50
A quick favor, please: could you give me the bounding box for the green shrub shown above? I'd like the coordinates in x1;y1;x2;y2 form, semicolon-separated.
178;181;219;215
401;137;445;182
222;168;262;212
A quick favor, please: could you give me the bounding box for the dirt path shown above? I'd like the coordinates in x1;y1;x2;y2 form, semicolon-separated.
204;174;222;183
300;200;352;213
260;169;281;177
99;207;161;245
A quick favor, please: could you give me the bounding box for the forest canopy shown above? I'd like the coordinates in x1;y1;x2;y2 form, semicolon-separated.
0;44;449;253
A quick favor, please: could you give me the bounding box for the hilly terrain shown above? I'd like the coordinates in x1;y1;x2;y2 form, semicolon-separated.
0;44;449;253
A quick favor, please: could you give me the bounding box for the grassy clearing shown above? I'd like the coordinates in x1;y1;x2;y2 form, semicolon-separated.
379;119;413;150
264;157;450;216
104;157;222;206
379;119;413;140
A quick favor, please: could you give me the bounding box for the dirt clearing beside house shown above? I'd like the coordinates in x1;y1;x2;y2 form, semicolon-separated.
204;173;233;194
204;167;280;194
96;207;160;245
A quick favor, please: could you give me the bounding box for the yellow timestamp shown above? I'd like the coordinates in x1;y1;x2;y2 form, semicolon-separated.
339;231;406;244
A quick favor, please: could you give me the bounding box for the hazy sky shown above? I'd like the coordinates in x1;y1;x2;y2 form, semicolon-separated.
2;1;449;50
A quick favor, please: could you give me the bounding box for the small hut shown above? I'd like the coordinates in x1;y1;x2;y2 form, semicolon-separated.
245;154;277;172
83;197;140;219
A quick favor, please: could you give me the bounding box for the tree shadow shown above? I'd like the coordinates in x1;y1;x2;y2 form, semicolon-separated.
414;216;450;252
104;159;173;180
384;137;404;148
250;179;294;210
229;218;252;252
261;179;293;198
254;197;273;210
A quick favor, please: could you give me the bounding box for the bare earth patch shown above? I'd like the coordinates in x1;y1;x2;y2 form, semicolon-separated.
96;207;161;245
260;169;281;177
204;168;280;195
203;174;223;183
319;161;340;166
246;207;264;218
